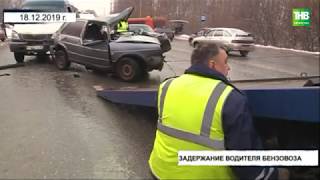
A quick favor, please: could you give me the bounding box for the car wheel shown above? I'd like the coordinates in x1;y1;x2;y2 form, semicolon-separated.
240;51;249;57
1;38;4;42
193;42;200;48
14;52;24;63
116;57;142;82
188;38;193;46
54;49;70;70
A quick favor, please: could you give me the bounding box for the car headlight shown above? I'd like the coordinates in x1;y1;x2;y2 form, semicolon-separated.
11;31;20;40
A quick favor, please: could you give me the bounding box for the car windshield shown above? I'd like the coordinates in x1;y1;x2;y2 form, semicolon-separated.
229;28;247;35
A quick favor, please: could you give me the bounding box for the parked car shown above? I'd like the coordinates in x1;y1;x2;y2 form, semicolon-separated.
128;16;155;28
9;0;77;63
169;20;189;34
188;28;213;46
192;28;255;57
53;7;165;82
129;24;171;52
128;16;174;41
154;27;175;41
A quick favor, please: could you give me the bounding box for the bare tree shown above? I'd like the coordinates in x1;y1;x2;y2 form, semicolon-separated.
112;0;319;51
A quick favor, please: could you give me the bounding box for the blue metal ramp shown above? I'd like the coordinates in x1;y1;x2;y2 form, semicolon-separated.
97;87;320;123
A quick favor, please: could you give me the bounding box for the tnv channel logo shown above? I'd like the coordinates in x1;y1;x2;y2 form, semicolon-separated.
292;8;311;27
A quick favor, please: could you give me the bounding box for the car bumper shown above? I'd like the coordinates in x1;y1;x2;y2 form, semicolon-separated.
227;43;255;51
9;40;54;54
146;55;164;71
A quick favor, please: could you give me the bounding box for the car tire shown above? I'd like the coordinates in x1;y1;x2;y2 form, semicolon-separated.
54;49;70;70
116;57;142;82
193;42;199;48
240;51;249;57
188;38;193;46
1;38;4;42
14;52;24;63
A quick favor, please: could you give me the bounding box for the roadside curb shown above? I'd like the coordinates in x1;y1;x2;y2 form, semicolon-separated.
254;45;320;55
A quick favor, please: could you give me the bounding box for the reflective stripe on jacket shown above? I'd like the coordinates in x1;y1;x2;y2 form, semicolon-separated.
149;74;236;179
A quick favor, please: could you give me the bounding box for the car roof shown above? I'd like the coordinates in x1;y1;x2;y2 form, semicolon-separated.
129;24;147;26
209;27;245;32
206;28;249;35
129;24;150;27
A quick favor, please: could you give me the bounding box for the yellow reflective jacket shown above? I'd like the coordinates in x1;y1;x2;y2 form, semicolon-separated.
117;20;128;32
149;74;235;179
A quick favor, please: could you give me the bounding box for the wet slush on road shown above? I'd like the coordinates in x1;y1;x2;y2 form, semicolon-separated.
0;40;319;178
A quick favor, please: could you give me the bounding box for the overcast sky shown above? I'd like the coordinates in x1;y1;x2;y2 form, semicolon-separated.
69;0;111;16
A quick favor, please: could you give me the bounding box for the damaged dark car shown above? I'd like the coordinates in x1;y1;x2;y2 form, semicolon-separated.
52;7;165;81
129;24;171;52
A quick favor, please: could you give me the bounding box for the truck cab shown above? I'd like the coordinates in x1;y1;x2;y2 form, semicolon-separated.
9;0;76;63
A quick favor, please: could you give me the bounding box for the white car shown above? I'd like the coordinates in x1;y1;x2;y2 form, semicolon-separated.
192;28;255;57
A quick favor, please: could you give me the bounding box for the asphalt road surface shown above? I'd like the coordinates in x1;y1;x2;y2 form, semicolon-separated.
0;39;319;178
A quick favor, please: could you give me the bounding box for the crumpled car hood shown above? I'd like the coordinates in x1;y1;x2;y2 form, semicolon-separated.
144;31;161;37
106;7;134;28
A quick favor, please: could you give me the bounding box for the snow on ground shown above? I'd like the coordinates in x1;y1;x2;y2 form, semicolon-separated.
175;34;190;41
254;44;319;55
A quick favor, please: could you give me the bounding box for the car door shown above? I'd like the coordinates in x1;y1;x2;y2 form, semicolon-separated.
59;21;86;62
211;30;224;46
222;30;233;45
204;30;215;44
77;22;110;68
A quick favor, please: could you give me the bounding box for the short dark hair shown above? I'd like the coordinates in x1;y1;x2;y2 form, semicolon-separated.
191;44;220;65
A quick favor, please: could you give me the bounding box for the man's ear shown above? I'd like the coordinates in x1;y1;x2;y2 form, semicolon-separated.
208;60;215;69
